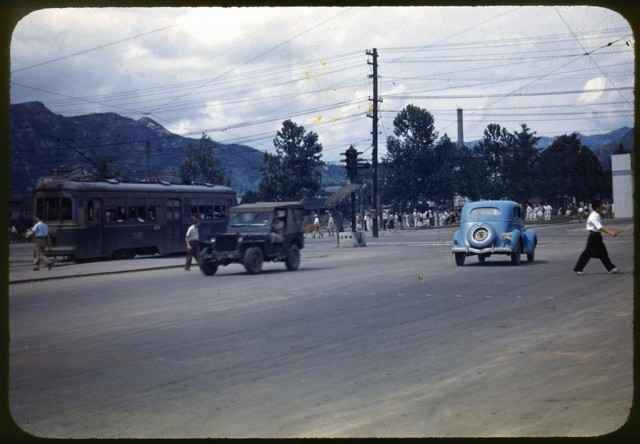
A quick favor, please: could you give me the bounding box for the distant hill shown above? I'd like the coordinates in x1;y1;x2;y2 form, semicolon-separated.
9;101;632;195
9;101;267;195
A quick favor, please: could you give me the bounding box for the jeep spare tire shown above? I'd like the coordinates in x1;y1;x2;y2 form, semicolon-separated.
244;246;263;274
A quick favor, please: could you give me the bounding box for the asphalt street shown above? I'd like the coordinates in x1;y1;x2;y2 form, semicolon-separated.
6;220;635;438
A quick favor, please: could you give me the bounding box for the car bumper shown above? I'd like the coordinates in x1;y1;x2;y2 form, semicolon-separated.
452;246;515;255
204;250;241;260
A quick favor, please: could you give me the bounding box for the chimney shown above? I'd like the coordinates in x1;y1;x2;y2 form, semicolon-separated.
457;108;464;147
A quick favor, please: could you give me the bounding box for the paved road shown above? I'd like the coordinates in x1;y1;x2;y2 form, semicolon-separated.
6;221;635;438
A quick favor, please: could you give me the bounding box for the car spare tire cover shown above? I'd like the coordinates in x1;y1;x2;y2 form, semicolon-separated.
467;224;494;248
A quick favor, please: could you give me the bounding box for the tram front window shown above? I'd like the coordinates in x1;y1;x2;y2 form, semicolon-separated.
36;197;72;222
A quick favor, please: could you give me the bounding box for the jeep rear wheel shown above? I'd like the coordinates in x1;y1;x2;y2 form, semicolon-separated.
244;246;263;274
285;244;300;270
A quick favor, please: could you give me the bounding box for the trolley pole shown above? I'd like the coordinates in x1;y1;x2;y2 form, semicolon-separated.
145;138;151;181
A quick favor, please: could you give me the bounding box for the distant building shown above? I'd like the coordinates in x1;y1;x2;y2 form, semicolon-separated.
611;153;633;218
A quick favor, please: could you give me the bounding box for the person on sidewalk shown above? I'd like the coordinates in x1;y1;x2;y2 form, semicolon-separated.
574;199;620;275
184;219;200;271
25;216;53;271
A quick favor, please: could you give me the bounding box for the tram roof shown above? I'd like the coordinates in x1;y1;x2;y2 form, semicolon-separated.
34;177;236;195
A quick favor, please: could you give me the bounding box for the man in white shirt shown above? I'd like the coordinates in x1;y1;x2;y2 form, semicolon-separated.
185;219;200;271
25;216;53;271
574;199;619;275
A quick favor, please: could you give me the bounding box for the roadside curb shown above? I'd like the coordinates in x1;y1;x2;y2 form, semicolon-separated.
9;264;184;285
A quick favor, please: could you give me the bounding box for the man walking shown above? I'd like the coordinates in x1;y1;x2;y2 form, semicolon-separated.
574;199;619;275
185;219;200;271
26;216;53;271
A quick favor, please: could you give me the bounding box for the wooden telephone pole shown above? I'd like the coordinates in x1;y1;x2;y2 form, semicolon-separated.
367;48;381;238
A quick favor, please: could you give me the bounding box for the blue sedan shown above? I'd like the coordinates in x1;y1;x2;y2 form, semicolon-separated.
452;200;537;266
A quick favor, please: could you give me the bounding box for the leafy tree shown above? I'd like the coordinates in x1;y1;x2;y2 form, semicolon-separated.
428;134;466;205
504;124;540;202
95;157;120;180
455;147;487;201
382;104;439;208
240;189;260;204
179;133;226;184
614;142;626;154
258;120;324;201
472;123;513;199
537;133;606;202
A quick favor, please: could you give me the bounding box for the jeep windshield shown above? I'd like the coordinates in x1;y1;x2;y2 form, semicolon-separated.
229;211;272;227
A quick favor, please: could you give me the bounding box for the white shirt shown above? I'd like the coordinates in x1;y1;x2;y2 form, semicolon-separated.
586;211;603;232
186;224;199;241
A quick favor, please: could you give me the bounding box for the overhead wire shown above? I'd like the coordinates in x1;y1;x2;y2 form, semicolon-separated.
11;9;633;165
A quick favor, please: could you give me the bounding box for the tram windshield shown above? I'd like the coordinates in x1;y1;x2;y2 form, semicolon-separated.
36;197;72;222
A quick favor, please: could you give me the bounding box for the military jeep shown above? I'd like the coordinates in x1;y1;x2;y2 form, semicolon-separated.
198;202;305;276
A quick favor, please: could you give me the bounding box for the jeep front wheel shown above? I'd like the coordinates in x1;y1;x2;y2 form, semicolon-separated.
199;260;218;276
244;246;263;274
285;244;300;271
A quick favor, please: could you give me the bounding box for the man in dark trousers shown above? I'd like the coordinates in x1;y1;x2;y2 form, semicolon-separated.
184;218;200;271
574;199;619;275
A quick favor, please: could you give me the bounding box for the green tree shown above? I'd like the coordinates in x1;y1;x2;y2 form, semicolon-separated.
504;124;540;202
537;133;606;202
455;146;486;201
382;104;439;208
240;189;260;204
472;123;513;199
428;134;466;205
179;133;226;184
258;120;324;201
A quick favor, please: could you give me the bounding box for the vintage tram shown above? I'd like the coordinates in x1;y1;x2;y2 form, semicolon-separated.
33;177;237;261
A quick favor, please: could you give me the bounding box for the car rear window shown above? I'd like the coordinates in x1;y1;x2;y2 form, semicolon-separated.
470;207;501;216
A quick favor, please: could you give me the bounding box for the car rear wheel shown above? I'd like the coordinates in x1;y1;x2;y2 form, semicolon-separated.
478;254;487;263
527;250;535;262
511;243;522;265
285;244;300;270
244;246;263;274
455;253;465;266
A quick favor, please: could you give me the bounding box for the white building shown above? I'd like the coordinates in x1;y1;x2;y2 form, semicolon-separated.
611;153;633;218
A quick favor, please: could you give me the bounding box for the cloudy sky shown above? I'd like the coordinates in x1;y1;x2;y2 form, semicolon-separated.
10;5;635;162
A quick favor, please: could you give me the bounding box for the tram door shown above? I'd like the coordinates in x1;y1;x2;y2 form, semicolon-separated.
86;199;103;257
165;199;182;250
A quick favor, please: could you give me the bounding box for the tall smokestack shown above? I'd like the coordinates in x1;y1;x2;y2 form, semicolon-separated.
457;108;464;147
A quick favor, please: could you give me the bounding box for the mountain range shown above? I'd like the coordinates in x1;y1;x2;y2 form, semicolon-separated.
9;101;634;196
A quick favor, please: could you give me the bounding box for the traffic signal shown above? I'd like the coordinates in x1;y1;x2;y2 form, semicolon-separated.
340;145;370;182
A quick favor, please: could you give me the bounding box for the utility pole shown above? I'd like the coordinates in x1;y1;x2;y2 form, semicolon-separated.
145;138;151;181
367;48;382;238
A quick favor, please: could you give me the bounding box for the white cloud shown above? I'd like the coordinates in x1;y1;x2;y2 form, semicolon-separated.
10;5;634;161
